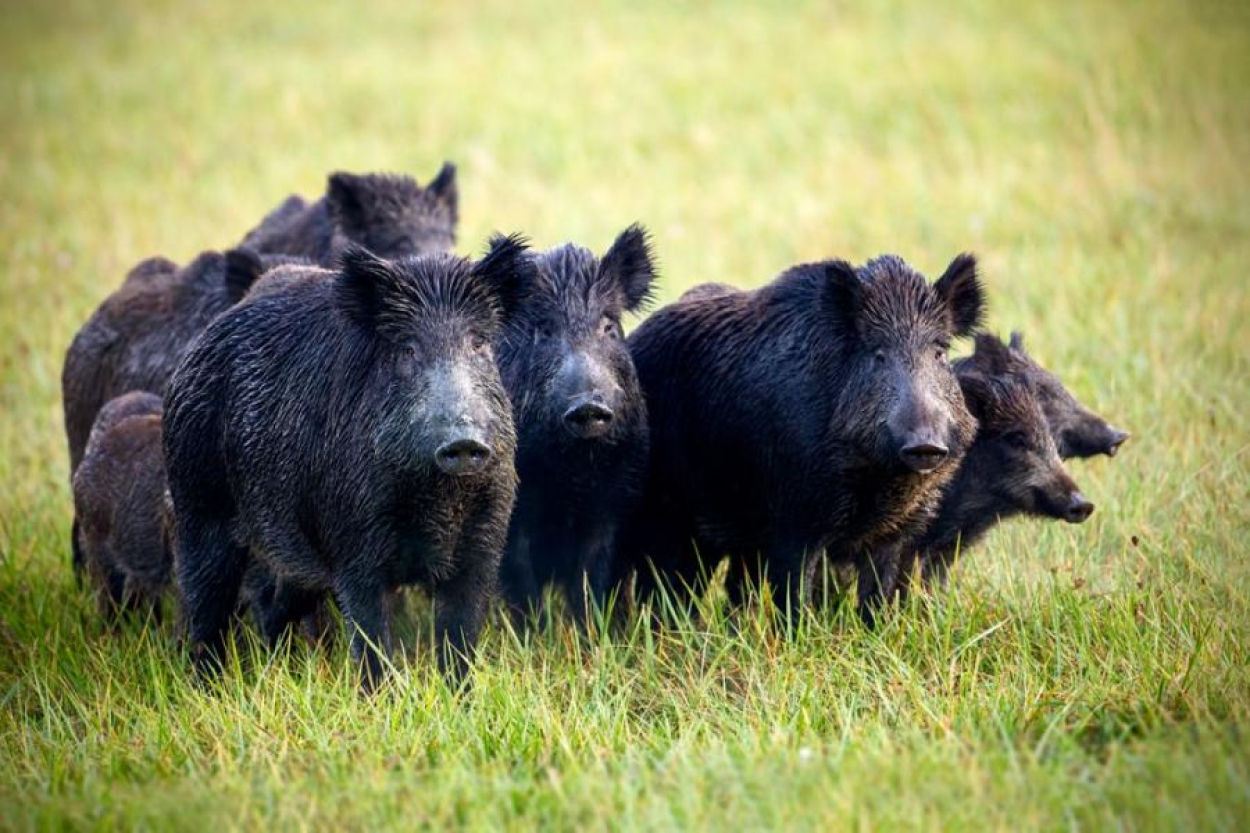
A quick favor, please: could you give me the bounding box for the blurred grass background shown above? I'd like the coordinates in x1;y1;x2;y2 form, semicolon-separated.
0;0;1247;828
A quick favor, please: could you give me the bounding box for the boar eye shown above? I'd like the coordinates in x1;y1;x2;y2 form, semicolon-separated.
1004;430;1030;450
873;350;887;365
470;335;490;354
601;316;620;338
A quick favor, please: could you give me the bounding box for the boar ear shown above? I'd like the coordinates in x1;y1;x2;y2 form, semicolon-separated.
601;223;658;312
822;260;862;333
1009;331;1026;352
934;252;984;337
971;332;1013;374
476;233;535;319
222;248;266;302
427;162;458;209
334;244;406;329
327;172;370;233
957;372;997;424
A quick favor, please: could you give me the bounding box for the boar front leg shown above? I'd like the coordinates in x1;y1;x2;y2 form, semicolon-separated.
333;559;393;694
435;544;500;683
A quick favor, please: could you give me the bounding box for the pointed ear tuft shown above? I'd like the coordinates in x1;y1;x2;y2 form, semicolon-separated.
969;332;1013;374
222;248;266;302
475;233;534;319
601;223;658;312
934;252;984;337
957;371;998;424
334;244;400;328
1009;330;1025;352
822;259;862;335
428;162;457;203
327;172;369;232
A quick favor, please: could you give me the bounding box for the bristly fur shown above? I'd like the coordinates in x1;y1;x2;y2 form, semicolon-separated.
335;240;534;343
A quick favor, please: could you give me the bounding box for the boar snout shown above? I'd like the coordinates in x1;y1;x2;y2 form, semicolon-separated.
1038;469;1094;523
555;350;621;440
1062;492;1095;523
1106;428;1130;457
434;435;493;476
563;396;615;439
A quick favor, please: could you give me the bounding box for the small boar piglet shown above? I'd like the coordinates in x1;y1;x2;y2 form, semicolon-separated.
73;391;172;619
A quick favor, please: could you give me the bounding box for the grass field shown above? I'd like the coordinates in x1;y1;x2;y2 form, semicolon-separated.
1;0;1248;828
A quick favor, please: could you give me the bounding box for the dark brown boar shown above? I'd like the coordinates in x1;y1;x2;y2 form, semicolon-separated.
240;163;458;263
72;391;171;619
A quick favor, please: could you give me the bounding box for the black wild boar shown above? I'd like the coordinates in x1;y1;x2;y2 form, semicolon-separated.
164;239;531;689
62;249;277;574
957;332;1128;459
72;391;172;618
892;372;1095;595
496;225;657;626
240;163;458;263
625;253;984;617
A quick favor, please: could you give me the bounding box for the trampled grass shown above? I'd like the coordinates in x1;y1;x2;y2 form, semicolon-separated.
1;0;1247;828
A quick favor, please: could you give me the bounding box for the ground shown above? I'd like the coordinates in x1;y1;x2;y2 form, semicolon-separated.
0;0;1247;828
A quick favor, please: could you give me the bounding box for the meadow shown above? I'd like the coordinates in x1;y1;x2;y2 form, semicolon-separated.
1;0;1247;827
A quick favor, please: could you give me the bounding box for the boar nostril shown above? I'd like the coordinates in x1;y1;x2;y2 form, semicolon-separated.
563;401;615;439
899;443;949;473
434;439;492;476
1064;493;1095;523
1106;429;1130;457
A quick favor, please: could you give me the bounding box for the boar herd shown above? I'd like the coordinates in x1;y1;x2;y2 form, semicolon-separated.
61;162;1129;690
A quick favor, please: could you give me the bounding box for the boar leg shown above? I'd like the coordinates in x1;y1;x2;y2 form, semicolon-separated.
434;553;497;683
564;526;616;630
177;516;249;676
854;543;904;627
333;568;392;694
921;550;954;589
256;579;325;648
762;544;814;625
71;518;86;581
500;533;542;630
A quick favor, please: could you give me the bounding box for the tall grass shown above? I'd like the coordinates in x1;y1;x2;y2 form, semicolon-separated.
1;0;1247;827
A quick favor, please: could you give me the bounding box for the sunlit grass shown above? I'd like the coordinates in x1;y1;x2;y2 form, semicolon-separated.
1;0;1247;827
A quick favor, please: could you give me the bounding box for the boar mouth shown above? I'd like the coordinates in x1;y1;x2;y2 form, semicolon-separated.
898;442;950;473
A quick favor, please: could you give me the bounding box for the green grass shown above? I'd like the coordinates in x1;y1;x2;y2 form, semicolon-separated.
1;0;1248;827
